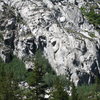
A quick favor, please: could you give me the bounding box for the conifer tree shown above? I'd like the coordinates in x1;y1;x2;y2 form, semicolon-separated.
0;65;21;100
95;76;100;100
71;82;79;100
26;50;48;100
95;76;100;92
50;77;69;100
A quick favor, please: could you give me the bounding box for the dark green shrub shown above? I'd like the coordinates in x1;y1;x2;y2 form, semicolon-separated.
81;7;100;28
0;56;26;81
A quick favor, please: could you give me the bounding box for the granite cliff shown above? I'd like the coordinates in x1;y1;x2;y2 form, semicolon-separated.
0;0;100;85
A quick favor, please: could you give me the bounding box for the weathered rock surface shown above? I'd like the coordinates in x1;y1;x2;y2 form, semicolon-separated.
0;46;12;63
0;0;100;85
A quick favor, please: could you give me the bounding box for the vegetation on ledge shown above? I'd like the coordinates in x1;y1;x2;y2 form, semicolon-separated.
0;52;100;100
80;6;100;32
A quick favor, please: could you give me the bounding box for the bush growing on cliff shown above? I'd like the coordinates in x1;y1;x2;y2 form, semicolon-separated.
86;9;100;26
81;7;100;31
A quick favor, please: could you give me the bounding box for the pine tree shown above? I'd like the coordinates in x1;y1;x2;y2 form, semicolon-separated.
0;66;21;100
95;76;100;92
71;82;79;100
50;77;69;100
95;76;100;100
26;50;48;100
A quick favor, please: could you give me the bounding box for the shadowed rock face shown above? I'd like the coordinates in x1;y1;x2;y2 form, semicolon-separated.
0;0;100;85
0;47;12;63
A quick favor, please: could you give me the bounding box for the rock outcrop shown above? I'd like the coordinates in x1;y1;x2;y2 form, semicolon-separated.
0;46;12;63
0;0;100;85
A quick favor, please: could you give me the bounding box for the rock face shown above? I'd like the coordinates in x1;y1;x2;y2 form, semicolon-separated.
0;0;100;85
0;46;12;63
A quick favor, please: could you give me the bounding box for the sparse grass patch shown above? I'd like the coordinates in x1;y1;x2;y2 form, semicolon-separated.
89;32;96;38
